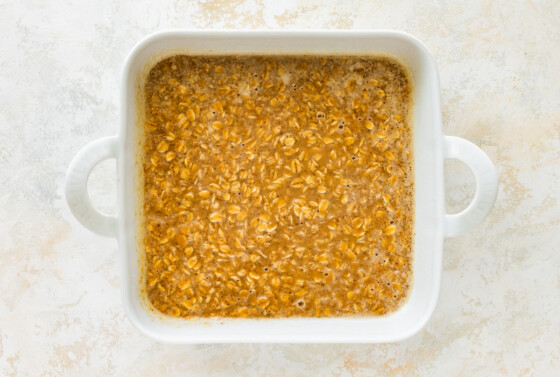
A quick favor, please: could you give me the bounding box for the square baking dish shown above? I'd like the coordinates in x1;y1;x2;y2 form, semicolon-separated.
65;30;498;343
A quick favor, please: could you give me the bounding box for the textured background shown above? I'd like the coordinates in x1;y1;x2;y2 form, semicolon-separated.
1;0;559;376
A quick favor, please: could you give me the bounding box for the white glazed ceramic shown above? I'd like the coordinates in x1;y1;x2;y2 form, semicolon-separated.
65;30;498;343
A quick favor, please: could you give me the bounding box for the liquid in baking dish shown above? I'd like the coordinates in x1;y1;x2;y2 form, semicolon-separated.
142;55;414;318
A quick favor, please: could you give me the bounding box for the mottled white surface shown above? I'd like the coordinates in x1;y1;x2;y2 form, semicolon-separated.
1;0;559;375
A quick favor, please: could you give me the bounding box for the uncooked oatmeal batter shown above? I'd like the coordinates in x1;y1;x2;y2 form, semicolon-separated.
142;55;414;318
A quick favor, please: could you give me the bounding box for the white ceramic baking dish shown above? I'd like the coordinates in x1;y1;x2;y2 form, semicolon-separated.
65;30;498;343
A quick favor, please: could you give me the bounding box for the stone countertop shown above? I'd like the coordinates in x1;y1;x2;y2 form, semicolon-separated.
1;1;559;376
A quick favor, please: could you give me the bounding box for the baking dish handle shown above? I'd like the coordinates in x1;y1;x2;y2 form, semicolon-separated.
443;136;498;237
65;136;119;238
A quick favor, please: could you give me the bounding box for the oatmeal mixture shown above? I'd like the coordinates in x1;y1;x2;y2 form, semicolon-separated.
142;55;414;318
